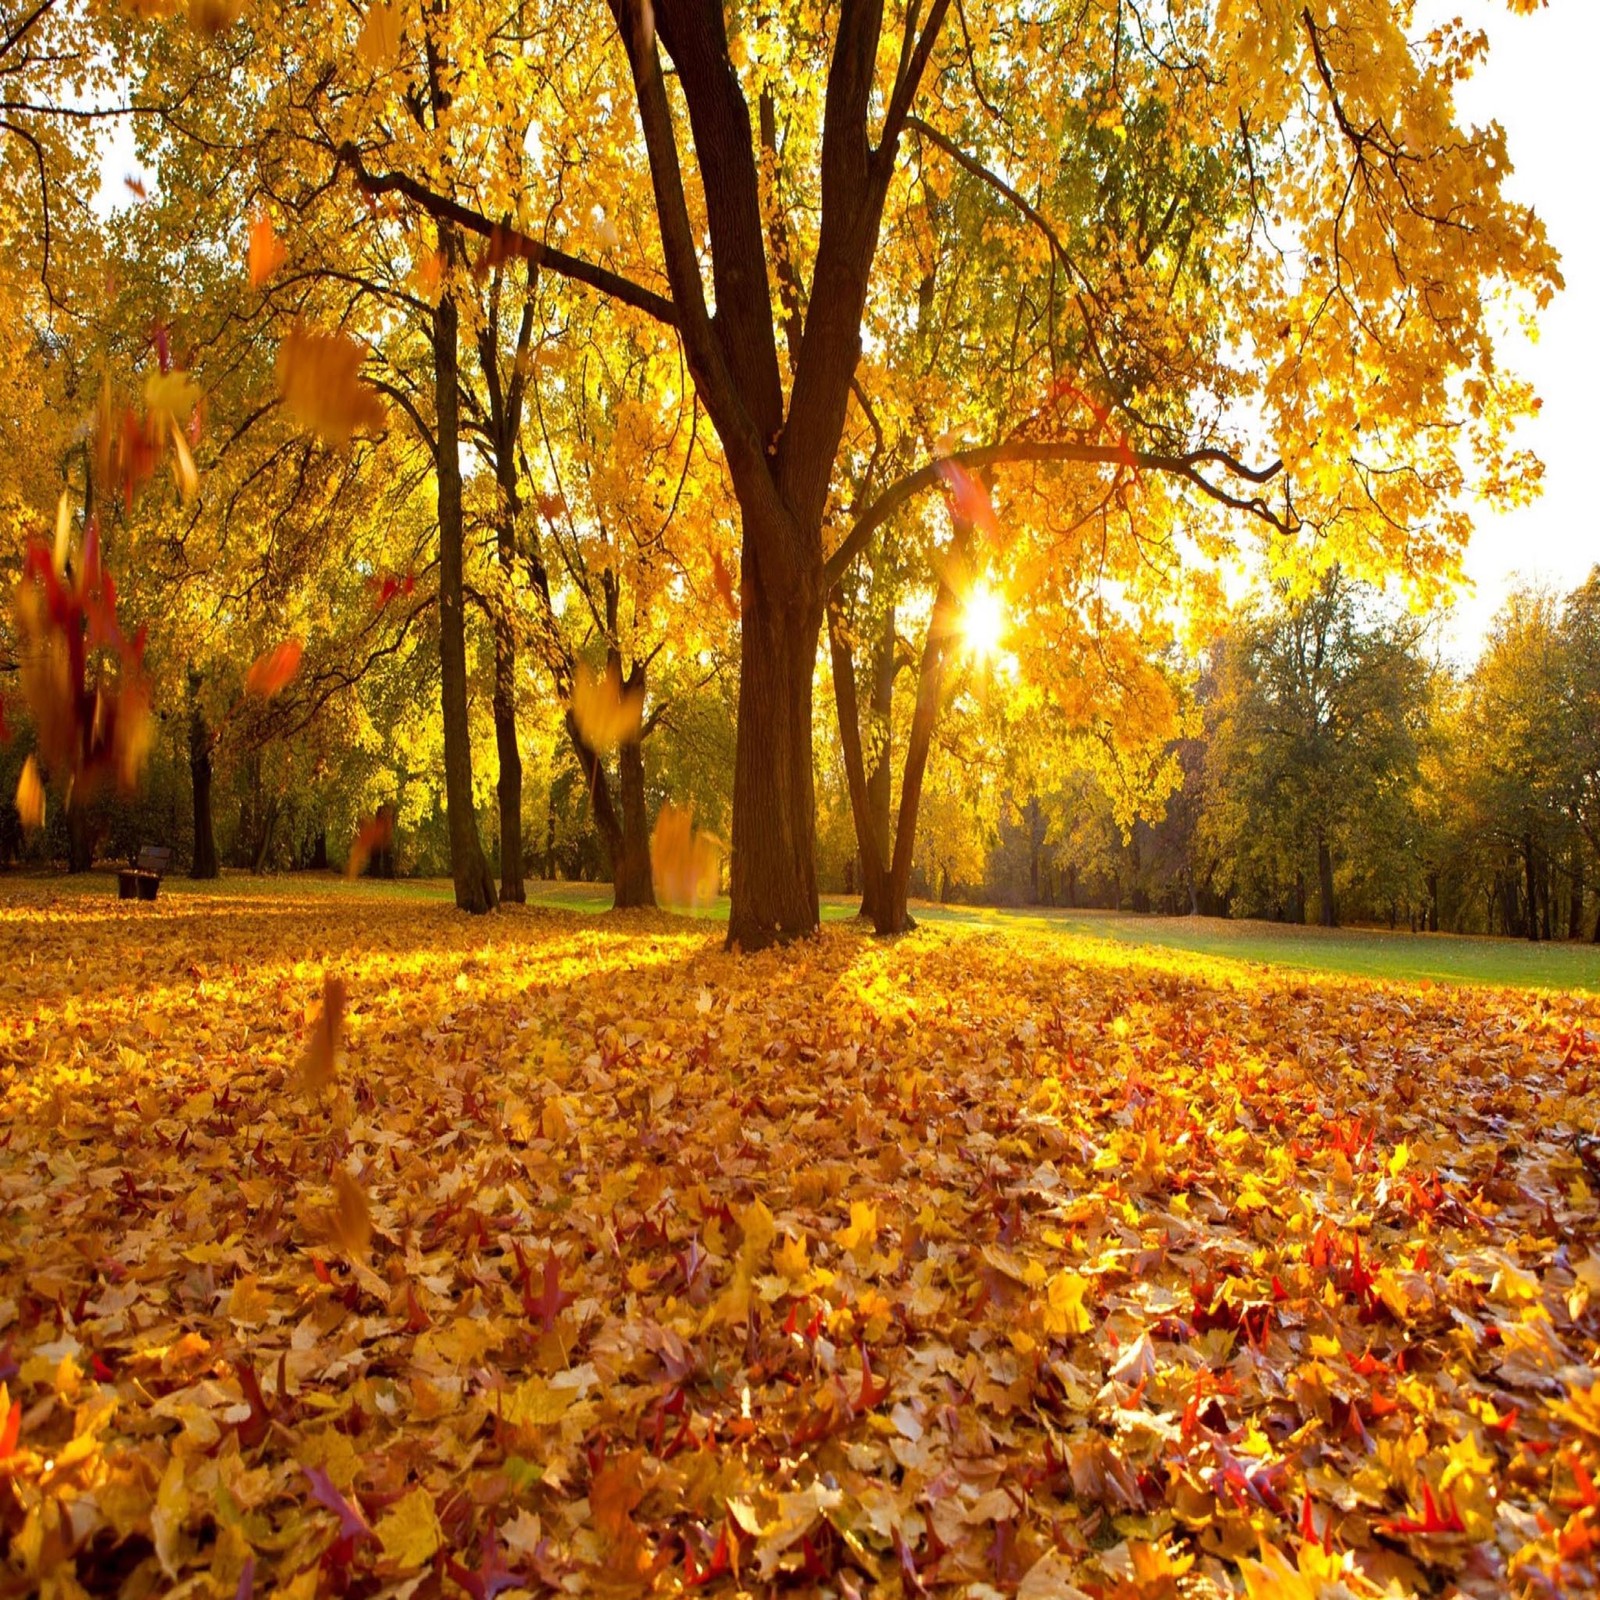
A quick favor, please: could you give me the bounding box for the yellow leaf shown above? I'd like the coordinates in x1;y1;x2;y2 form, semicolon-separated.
502;1378;575;1428
739;1198;776;1269
374;1485;440;1570
1041;1270;1092;1337
246;211;287;288
838;1200;877;1256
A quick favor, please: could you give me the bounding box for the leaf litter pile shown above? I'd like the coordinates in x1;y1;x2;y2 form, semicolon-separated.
2;885;1599;1600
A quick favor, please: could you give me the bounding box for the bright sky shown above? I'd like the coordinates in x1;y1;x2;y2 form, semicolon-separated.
1418;0;1599;654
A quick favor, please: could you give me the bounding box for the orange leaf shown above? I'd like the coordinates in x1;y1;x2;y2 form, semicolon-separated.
247;211;287;288
276;327;386;447
300;974;346;1092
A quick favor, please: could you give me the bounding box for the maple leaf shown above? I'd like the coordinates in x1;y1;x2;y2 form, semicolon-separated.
590;1448;646;1538
244;638;303;698
936;458;1000;539
1376;1480;1466;1537
711;550;740;617
276;327;386;446
356;0;404;68
529;1249;575;1328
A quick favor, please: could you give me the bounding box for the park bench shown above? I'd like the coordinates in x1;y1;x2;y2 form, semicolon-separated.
118;845;172;901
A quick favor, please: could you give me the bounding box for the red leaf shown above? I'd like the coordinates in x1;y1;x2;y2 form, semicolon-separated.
0;1397;19;1460
1376;1481;1465;1537
684;1523;730;1587
305;1465;375;1544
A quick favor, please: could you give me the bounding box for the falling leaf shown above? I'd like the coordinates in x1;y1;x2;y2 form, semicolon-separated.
275;327;386;446
300;974;346;1092
936;458;1001;539
246;211;287;288
711;550;739;617
569;659;643;753
356;0;403;68
331;1167;372;1257
650;803;722;910
244;638;303;697
346;809;394;878
124;174;147;200
15;758;45;831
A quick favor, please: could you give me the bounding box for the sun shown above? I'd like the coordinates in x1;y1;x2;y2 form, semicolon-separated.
959;583;1007;659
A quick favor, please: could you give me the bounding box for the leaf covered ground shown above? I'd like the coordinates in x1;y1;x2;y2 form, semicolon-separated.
2;882;1599;1600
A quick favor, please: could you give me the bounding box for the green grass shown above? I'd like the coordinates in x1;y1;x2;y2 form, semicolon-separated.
13;866;1597;993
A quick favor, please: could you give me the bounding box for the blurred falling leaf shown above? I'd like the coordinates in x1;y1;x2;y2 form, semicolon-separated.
570;660;643;754
276;327;386;446
246;211;287;288
936;458;1000;539
332;1168;372;1256
711;550;740;618
15;757;44;831
124;174;147;201
650;803;722;911
346;808;394;879
188;0;243;35
244;638;303;697
300;974;346;1092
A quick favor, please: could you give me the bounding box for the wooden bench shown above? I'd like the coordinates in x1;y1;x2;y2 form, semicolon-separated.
118;845;172;901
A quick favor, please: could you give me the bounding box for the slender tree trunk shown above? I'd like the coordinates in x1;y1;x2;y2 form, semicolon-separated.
863;601;895;915
434;280;496;914
188;690;218;880
1574;846;1587;941
615;735;656;909
1317;835;1337;927
878;538;970;936
727;551;822;950
492;617;524;903
827;594;888;922
1522;832;1539;942
309;828;328;871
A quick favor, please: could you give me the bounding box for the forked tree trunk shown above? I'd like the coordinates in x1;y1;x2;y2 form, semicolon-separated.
434;279;496;915
188;692;218;880
727;557;822;950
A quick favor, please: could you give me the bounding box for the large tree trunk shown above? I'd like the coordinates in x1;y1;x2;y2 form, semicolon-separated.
615;735;656;909
188;691;218;880
1317;834;1337;927
434;280;496;915
727;558;822;950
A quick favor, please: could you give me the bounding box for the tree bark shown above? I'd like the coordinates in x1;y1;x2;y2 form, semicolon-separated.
727;552;822;950
492;614;524;903
615;734;656;909
65;798;93;873
434;277;497;915
863;600;895;915
1317;835;1337;927
188;688;218;880
1522;831;1539;942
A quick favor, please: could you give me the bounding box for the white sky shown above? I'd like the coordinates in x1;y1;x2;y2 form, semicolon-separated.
1417;0;1599;654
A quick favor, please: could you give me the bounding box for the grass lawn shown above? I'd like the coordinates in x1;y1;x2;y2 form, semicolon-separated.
1;872;1597;1597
